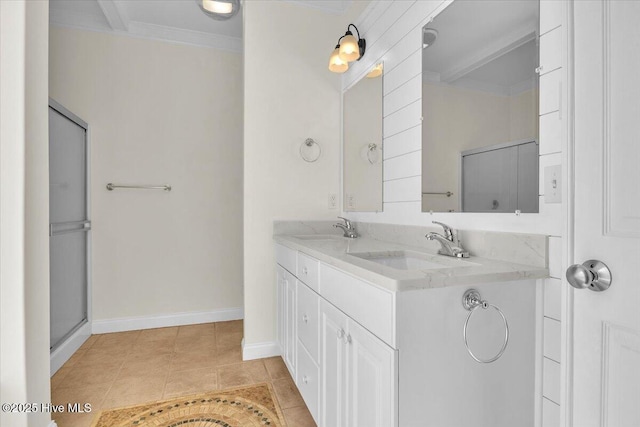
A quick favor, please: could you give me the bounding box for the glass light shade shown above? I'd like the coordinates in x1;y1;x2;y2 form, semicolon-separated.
339;33;360;62
366;63;383;78
202;0;233;14
329;47;349;73
196;0;240;20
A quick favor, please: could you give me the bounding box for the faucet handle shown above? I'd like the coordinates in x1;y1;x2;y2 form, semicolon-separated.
432;221;453;241
337;216;352;229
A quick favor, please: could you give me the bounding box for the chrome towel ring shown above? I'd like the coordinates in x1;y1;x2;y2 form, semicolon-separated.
462;289;509;364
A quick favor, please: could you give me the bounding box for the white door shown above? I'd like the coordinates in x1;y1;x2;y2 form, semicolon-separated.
571;1;640;426
345;318;396;427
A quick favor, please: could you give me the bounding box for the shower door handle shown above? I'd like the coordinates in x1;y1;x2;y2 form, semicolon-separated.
50;220;92;237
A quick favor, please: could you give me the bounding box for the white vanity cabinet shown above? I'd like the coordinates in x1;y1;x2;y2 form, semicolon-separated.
276;265;297;376
275;243;398;427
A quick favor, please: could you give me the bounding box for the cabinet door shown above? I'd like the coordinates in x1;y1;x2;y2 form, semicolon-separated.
320;300;348;427
283;270;296;377
346;319;397;427
276;266;285;354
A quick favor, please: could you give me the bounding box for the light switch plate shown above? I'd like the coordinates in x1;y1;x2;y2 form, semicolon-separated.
346;194;356;210
328;193;337;210
544;165;562;203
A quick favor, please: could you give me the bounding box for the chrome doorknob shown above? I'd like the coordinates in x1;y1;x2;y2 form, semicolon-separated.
566;260;612;292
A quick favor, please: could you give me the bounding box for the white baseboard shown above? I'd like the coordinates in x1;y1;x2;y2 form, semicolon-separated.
242;339;281;361
91;307;244;334
50;322;92;376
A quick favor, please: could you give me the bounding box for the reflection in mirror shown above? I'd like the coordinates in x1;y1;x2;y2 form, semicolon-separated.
343;63;383;212
421;0;539;213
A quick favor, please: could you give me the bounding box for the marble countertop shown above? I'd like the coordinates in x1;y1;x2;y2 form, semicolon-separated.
274;233;549;292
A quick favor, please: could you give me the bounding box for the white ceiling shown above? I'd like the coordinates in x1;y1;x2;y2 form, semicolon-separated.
422;0;538;95
50;0;354;52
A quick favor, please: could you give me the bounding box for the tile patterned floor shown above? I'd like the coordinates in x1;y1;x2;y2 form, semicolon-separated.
51;320;316;427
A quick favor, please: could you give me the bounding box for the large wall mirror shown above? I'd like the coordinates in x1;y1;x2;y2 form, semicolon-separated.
421;0;539;213
343;64;384;212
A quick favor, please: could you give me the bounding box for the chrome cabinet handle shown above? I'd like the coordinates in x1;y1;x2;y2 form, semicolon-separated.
303;314;309;324
337;328;345;339
302;267;308;275
566;260;612;292
346;334;352;344
302;375;309;384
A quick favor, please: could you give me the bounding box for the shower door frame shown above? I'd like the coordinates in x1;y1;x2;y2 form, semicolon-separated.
48;98;92;373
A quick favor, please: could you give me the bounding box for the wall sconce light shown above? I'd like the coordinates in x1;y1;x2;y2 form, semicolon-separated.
366;63;383;79
328;24;366;73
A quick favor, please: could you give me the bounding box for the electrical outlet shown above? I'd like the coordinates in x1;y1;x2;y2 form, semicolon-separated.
347;194;356;210
328;193;337;209
544;165;562;203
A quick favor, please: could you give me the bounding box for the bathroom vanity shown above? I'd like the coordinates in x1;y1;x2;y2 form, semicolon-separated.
273;222;548;427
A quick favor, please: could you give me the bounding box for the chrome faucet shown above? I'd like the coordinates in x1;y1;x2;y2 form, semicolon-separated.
425;221;469;258
334;216;358;238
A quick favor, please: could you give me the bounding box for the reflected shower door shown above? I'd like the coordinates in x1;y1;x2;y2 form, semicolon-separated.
49;101;90;351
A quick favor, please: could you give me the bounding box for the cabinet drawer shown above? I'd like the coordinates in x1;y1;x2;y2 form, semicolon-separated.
275;243;296;274
320;264;395;348
297;252;319;292
296;339;320;424
297;280;320;362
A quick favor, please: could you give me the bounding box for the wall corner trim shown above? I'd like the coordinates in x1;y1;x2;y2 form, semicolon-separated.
242;340;281;361
91;307;244;334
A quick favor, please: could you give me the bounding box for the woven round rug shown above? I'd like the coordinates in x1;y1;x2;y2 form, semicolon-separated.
90;383;286;427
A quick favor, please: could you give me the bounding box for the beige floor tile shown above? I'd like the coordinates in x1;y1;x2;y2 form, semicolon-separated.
52;383;110;412
215;320;243;334
174;335;217;353
105;374;167;404
91;331;140;349
163;367;218;398
119;353;173;377
51;366;73;391
77;335;99;352
138;327;178;342
130;337;176;355
272;377;305;409
215;345;243;366
217;361;269;389
283;405;317;427
177;323;216;338
215;331;243;348
52;411;96;427
76;347;128;366
101;388;163;410
264;356;290;381
58;363;122;389
171;350;218;372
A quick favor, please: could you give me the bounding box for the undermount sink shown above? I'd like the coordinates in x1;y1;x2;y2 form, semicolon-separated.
349;250;478;271
292;234;344;241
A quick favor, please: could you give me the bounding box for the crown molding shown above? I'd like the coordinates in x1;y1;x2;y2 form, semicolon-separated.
50;10;242;53
96;0;129;31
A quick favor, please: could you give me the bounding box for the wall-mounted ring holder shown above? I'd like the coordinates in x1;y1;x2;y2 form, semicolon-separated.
300;138;321;163
366;143;381;164
462;288;509;364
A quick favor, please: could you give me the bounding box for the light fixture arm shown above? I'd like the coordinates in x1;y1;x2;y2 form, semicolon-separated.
343;24;366;61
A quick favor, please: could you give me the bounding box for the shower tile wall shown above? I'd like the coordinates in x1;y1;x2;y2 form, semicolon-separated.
340;2;566;426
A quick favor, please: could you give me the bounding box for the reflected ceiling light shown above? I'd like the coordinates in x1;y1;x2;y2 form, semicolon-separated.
366;63;383;78
423;28;438;48
329;24;366;73
197;0;240;20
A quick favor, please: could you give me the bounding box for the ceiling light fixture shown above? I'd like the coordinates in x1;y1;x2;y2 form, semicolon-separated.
328;24;366;73
197;0;240;20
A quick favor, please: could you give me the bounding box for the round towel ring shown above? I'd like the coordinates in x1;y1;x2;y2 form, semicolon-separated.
462;289;509;364
300;138;321;163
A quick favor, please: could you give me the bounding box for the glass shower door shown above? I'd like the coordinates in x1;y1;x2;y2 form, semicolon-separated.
49;102;90;351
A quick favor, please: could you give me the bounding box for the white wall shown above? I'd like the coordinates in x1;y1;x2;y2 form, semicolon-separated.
0;1;52;426
243;0;368;353
342;1;567;426
49;27;244;324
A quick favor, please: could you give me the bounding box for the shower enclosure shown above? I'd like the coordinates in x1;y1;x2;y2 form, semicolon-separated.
49;99;90;353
